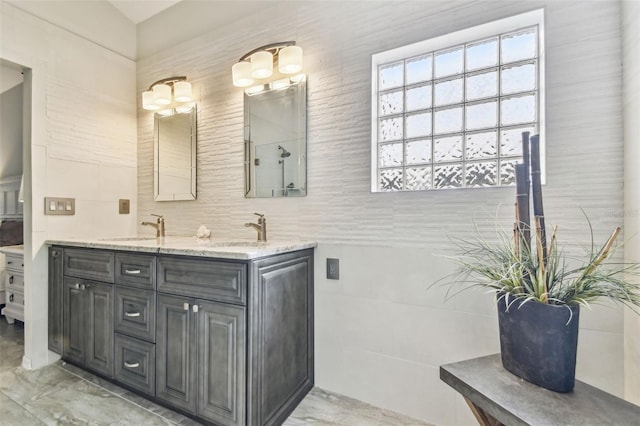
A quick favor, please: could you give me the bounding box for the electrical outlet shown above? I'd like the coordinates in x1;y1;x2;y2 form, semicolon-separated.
119;199;130;214
327;258;340;280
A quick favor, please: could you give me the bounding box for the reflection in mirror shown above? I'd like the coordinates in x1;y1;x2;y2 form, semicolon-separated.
244;76;306;197
154;105;197;201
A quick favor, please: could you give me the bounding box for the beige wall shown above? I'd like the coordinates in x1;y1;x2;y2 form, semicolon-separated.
0;1;138;369
138;1;628;424
622;0;640;405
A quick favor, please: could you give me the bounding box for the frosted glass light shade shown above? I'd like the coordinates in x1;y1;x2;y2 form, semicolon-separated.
251;51;273;79
153;84;171;105
278;45;303;74
173;81;192;102
142;90;160;110
233;61;254;87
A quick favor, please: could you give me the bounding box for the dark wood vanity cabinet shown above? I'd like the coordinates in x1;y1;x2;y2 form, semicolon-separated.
48;245;314;426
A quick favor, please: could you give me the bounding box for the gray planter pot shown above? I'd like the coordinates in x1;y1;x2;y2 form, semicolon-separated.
497;294;580;392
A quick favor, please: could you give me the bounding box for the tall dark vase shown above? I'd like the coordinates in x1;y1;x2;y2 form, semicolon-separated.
497;294;580;392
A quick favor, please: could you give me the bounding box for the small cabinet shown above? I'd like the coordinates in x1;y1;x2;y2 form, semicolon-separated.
1;247;25;324
156;294;246;426
63;277;114;377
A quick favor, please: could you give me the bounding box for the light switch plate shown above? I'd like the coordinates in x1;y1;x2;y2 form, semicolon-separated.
45;197;75;215
327;258;340;280
119;199;130;214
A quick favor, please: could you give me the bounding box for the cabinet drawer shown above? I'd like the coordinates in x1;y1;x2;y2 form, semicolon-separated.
64;248;114;283
115;287;156;342
5;254;24;273
6;289;24;306
6;272;24;290
115;253;156;289
114;334;155;397
158;257;246;305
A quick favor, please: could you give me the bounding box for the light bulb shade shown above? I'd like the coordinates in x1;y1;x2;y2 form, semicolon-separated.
173;81;192;102
142;90;160;110
232;61;254;87
278;45;303;74
251;51;273;79
153;83;171;105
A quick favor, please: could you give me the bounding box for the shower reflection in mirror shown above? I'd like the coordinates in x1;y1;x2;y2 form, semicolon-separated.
244;76;307;198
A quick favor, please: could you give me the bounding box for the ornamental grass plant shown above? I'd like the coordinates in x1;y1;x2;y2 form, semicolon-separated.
437;132;640;314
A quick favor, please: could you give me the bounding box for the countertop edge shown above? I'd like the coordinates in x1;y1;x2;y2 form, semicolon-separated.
45;238;317;260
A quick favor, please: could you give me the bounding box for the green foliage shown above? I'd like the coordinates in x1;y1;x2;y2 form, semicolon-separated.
439;223;640;310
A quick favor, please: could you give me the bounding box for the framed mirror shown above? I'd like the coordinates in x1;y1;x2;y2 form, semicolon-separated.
154;105;197;201
244;76;306;197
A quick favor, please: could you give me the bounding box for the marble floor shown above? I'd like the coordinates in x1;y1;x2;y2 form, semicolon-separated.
0;317;432;425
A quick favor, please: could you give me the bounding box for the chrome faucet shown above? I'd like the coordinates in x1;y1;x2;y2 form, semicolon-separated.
245;212;267;242
141;214;165;238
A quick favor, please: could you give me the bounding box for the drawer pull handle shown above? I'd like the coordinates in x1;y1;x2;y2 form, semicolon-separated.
9;294;14;302
9;276;14;284
183;303;189;311
124;361;140;368
124;312;141;318
124;269;141;275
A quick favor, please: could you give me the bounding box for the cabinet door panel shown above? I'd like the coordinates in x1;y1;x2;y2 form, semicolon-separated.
48;247;64;354
156;294;196;414
63;278;85;365
197;300;246;426
248;250;314;425
85;282;114;378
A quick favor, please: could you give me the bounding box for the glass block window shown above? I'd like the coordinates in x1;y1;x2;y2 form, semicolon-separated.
371;10;545;192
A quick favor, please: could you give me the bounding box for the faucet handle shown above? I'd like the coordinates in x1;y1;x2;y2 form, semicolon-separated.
253;212;264;218
151;213;164;220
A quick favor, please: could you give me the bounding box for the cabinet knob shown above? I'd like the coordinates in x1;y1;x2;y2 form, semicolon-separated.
183;302;190;311
52;250;58;257
192;305;200;313
9;294;14;302
9;275;14;284
75;283;81;289
124;361;140;369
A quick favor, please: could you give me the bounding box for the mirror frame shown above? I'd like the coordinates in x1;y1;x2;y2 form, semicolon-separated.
153;105;197;201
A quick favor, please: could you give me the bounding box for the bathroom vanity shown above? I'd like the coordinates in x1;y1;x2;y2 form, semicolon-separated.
47;238;315;426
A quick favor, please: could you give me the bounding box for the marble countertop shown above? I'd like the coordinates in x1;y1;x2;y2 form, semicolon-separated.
46;237;316;260
0;245;24;255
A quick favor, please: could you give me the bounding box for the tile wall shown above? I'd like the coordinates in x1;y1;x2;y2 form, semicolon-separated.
622;0;640;405
1;1;137;368
137;1;627;424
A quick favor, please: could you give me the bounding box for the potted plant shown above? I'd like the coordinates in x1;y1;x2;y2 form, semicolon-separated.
438;132;640;393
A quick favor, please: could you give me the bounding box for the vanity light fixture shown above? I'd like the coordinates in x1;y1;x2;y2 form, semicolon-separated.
142;76;193;111
232;41;303;88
